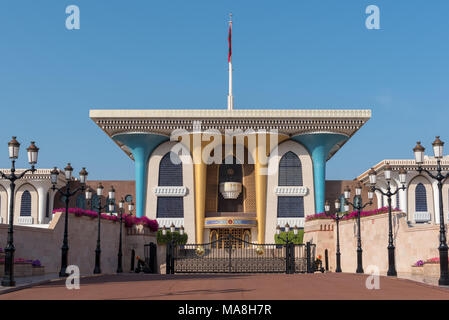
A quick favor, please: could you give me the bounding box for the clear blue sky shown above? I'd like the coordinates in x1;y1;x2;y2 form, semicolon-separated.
0;0;448;180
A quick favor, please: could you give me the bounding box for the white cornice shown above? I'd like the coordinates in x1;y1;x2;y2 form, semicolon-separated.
357;159;449;182
90;109;371;119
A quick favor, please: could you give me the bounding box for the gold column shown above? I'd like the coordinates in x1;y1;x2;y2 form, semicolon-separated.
194;162;207;244
192;133;207;244
250;135;268;244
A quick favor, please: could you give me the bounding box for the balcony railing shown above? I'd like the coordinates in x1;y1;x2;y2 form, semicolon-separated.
414;212;431;223
18;216;33;225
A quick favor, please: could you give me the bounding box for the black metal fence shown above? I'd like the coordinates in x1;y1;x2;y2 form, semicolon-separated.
166;233;316;274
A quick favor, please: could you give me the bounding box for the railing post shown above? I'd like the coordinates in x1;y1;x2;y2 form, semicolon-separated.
170;241;175;274
306;242;312;273
325;249;329;272
285;243;294;274
228;233;232;273
166;242;171;275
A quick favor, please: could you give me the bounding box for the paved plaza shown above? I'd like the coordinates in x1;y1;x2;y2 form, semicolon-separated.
0;273;448;300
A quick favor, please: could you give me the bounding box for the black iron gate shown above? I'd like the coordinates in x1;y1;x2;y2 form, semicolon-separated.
166;234;316;274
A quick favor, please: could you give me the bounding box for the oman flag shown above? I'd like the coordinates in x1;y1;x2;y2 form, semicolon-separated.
228;24;232;62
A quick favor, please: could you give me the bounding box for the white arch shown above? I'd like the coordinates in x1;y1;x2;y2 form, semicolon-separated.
407;175;434;223
265;139;314;243
14;183;38;225
147;140;195;240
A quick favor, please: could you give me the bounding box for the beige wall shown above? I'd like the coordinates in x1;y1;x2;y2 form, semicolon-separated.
265;139;314;243
0;212;158;275
304;212;441;274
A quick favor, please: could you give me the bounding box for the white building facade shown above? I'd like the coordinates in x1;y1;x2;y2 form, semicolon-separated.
0;169;66;226
357;158;449;225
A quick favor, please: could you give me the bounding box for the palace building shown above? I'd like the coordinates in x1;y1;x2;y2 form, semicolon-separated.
90;109;371;244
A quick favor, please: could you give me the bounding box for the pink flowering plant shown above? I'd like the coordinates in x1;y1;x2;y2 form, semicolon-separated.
53;208;158;232
413;260;424;267
411;257;449;266
305;206;402;222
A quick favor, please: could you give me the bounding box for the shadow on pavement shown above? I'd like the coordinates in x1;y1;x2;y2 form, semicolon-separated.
36;273;254;288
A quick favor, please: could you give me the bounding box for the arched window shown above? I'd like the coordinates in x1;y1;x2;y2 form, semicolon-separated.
415;183;427;212
106;197;116;213
159;152;183;186
339;195;346;212
20;190;32;217
76;194;86;210
353;196;360;208
91;194;100;211
278;152;303;186
277;152;304;217
157;152;184;218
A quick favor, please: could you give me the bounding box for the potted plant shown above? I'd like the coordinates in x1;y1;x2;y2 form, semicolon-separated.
31;260;45;276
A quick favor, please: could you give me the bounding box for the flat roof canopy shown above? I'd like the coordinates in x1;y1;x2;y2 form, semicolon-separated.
90;109;371;160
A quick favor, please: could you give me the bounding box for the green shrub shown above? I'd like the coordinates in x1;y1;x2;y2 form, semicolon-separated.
274;230;304;244
157;230;188;245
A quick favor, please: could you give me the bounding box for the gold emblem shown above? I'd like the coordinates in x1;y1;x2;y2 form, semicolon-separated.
195;246;205;256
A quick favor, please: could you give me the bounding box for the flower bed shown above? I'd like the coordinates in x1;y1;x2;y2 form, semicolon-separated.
305;206;401;222
0;258;33;264
53;208;158;232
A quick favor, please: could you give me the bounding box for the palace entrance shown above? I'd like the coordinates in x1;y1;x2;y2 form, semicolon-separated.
209;228;251;249
166;234;316;274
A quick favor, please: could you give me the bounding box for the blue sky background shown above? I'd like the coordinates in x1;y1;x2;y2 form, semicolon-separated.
0;0;448;180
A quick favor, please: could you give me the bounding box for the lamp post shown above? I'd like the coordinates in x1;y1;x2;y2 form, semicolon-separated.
86;183;115;274
275;224;301;244
276;224;301;274
50;164;88;277
368;165;407;277
0;137;38;287
344;182;373;273
324;199;345;273
117;198;134;273
412;137;449;286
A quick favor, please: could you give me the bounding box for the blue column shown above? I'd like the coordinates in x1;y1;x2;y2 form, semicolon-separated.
113;133;169;218
291;133;348;214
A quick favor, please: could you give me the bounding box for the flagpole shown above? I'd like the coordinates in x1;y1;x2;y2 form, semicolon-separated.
227;13;234;111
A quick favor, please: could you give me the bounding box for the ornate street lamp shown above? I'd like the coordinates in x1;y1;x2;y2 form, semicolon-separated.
0;137;38;286
344;182;373;273
412;137;449;286
117;198;134;273
368;165;406;277
50;164;88;277
275;223;300;244
86;183;115;274
324;199;345;273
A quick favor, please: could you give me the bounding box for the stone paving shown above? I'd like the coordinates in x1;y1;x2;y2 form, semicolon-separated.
0;272;448;300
